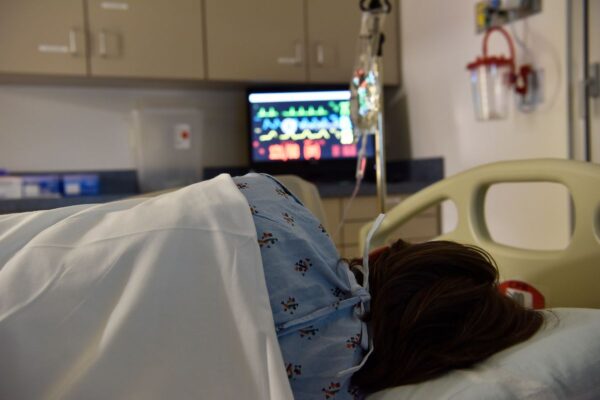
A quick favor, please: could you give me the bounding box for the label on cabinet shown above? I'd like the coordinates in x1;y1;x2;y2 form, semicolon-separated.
38;44;70;54
100;2;129;11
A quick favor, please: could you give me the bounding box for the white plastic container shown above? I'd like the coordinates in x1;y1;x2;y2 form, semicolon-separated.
467;57;512;120
132;107;204;193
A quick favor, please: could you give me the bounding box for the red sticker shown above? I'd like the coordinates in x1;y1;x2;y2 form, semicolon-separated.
499;280;545;309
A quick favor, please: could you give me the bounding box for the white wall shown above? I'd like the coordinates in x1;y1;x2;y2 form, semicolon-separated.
399;0;572;249
0;84;410;174
0;85;248;172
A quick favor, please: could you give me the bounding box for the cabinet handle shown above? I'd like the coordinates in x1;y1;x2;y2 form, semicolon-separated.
277;42;303;66
98;30;108;57
38;31;78;55
68;29;78;55
316;43;325;66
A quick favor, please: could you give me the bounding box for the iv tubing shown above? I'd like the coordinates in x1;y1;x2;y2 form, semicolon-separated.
334;136;369;239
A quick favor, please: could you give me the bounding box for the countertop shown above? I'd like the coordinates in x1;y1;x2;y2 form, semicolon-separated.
0;158;443;214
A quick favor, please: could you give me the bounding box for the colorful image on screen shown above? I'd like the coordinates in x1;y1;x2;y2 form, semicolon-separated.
248;90;374;163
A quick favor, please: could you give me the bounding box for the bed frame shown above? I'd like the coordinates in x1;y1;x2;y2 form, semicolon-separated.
359;159;600;308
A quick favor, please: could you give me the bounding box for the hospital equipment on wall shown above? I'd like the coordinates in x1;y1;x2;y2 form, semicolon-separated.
475;0;543;33
466;26;538;120
131;107;203;192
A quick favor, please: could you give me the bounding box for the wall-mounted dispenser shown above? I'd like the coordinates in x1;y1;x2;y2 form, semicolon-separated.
131;107;203;192
466;26;535;120
475;0;542;33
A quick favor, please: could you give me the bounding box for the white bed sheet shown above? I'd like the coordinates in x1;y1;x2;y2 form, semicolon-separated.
0;174;293;400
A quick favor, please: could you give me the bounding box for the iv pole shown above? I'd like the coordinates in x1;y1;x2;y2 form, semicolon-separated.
357;0;390;213
373;25;387;214
375;95;387;213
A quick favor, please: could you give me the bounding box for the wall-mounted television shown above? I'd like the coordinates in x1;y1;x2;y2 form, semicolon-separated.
247;86;375;181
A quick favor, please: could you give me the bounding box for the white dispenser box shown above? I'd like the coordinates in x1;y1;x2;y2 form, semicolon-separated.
0;176;23;199
132;107;203;193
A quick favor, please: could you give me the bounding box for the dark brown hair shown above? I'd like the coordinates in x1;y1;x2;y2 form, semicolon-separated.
350;239;544;393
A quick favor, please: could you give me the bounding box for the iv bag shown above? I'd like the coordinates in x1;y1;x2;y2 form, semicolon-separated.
350;11;385;141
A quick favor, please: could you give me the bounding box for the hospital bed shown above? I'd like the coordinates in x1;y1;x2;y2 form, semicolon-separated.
264;160;600;398
1;160;598;399
360;158;600;308
356;158;600;399
194;161;600;398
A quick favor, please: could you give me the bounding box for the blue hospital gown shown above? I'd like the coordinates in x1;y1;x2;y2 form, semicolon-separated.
233;173;370;400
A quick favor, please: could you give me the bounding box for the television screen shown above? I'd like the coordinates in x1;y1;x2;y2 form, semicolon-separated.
248;88;374;165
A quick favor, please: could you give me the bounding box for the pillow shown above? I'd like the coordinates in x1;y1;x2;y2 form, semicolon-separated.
368;308;600;400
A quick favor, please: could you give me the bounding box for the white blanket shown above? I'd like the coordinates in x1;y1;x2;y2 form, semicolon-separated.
0;175;293;400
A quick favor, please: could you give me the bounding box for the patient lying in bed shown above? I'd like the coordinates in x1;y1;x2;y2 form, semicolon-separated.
234;174;543;400
0;173;547;400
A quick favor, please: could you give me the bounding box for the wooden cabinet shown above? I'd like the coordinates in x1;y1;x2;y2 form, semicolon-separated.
87;0;204;79
205;0;399;85
306;0;399;85
204;0;306;83
0;0;204;80
1;0;398;84
0;0;87;76
323;195;440;258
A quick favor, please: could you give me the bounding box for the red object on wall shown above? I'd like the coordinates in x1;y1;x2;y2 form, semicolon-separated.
466;26;531;97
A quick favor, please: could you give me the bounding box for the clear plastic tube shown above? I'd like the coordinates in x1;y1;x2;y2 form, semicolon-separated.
334;135;369;240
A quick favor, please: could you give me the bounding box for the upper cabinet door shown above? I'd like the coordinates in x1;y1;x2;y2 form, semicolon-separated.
306;0;399;85
205;0;307;83
0;0;87;76
87;0;204;80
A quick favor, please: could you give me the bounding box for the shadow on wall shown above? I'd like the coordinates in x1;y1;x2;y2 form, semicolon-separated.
384;85;412;161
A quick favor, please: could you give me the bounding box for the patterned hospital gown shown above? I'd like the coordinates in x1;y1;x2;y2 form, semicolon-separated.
233;173;370;400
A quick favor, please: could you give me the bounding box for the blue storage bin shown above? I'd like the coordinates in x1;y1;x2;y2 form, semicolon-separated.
62;174;100;196
22;175;61;198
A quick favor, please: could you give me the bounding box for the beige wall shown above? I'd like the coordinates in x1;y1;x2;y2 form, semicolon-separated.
0;85;248;172
399;0;572;249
